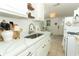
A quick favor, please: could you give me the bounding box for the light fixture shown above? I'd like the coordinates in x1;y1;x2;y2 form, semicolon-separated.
49;12;56;18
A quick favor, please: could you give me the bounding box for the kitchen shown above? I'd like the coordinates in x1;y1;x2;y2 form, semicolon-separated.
0;0;79;56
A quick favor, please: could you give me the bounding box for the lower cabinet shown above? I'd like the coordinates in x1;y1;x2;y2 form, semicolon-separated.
64;34;77;56
35;43;49;56
36;44;46;56
18;49;32;56
67;36;76;56
18;35;51;56
35;36;51;56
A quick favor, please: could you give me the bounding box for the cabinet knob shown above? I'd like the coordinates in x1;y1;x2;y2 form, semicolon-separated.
42;44;46;48
44;44;46;46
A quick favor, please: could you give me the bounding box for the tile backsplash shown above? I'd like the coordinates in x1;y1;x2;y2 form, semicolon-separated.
0;16;44;36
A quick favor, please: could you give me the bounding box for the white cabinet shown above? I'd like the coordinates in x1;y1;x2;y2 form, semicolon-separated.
63;33;76;56
26;3;44;21
74;8;79;18
0;0;26;15
0;8;26;18
63;25;79;56
67;35;76;56
64;37;67;56
0;1;44;20
18;39;41;56
18;49;32;56
18;43;39;56
18;33;51;56
63;26;77;56
63;28;68;55
31;3;44;20
43;40;50;55
36;43;46;56
63;29;76;56
76;43;79;56
35;35;51;56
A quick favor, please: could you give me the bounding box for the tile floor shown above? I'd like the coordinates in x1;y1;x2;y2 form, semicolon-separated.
48;35;64;56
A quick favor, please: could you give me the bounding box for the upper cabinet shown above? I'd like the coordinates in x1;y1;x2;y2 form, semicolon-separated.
0;0;44;20
34;3;44;20
0;8;27;19
74;8;79;17
0;0;27;18
0;0;27;15
26;3;44;21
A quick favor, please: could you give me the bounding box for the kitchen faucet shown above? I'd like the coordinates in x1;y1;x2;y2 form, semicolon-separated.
28;23;36;34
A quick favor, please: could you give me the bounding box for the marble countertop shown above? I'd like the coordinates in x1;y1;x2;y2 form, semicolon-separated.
0;31;50;56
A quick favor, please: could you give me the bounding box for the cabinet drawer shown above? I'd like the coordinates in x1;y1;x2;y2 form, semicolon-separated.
18;34;51;56
18;40;41;56
18;48;32;56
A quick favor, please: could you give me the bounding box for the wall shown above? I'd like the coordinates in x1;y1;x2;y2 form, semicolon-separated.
44;3;79;18
45;17;64;35
51;17;64;35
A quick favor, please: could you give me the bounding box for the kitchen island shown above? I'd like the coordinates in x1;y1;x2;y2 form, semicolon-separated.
0;32;51;56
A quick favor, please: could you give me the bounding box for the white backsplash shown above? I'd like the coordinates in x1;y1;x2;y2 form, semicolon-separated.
0;16;43;35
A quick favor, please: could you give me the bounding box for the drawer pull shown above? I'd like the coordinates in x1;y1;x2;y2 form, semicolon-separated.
27;52;32;56
42;44;46;48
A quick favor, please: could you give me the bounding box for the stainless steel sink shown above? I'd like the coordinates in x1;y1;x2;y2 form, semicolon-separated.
67;32;79;35
24;33;43;39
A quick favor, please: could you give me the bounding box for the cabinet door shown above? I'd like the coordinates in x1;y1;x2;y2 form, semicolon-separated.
35;43;46;56
35;39;46;56
18;41;40;56
18;48;33;56
64;38;68;56
35;36;51;56
43;36;51;55
42;42;50;56
18;34;51;56
67;36;76;56
47;37;51;51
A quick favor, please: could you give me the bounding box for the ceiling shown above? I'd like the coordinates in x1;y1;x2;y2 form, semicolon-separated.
44;3;79;18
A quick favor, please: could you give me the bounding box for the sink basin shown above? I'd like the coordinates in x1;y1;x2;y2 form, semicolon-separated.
24;33;43;39
67;32;79;35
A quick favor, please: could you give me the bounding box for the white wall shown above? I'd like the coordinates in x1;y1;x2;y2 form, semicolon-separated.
51;17;64;35
46;17;64;35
